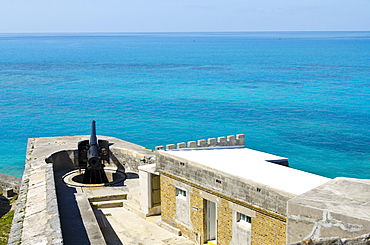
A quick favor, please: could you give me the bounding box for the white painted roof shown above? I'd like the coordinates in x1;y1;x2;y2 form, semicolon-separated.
164;147;330;196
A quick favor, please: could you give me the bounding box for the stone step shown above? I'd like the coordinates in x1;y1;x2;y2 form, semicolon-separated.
88;194;127;203
91;200;124;209
127;194;140;206
146;216;182;236
121;200;146;219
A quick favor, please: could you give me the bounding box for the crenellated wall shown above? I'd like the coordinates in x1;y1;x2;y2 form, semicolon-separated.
155;134;244;151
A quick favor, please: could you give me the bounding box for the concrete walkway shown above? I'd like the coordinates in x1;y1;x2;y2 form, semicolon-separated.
96;207;195;245
81;176;195;245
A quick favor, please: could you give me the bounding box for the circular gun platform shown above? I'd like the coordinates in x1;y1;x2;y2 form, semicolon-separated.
62;168;127;187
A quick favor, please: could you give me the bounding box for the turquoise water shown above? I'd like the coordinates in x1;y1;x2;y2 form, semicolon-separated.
0;32;369;179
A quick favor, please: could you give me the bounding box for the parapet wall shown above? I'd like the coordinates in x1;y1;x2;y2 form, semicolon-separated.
155;134;244;151
44;136;156;174
9;138;63;245
110;146;155;173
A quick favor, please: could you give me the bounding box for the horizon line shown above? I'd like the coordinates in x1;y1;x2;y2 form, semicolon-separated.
0;30;369;35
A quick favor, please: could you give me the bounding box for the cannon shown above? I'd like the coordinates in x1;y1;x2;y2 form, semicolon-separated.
78;120;110;184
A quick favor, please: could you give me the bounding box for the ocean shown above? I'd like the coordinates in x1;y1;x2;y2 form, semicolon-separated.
0;31;369;179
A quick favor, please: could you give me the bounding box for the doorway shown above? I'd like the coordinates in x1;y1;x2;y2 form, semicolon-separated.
206;200;217;243
151;174;161;207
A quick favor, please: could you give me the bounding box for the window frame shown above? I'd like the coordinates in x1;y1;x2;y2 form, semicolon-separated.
176;187;187;199
237;213;251;225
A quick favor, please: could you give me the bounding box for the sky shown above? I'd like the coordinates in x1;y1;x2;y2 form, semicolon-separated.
0;0;369;33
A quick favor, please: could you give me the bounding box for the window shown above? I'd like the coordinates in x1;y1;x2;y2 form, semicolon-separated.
234;212;252;244
238;213;251;224
176;188;187;198
175;187;190;225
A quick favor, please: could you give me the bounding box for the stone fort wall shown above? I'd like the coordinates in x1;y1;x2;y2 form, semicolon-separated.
9;135;155;245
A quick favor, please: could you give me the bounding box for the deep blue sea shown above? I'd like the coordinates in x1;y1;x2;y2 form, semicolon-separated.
0;32;369;179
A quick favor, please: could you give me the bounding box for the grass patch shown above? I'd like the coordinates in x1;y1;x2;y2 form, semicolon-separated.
0;195;17;245
0;209;14;245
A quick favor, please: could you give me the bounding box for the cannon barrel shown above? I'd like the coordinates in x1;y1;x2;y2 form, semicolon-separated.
87;120;100;168
78;120;109;184
90;120;98;145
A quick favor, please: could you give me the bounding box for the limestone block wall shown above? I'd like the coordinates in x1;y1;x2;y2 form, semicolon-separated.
160;175;177;227
217;198;233;244
189;188;206;244
157;151;294;216
160;173;287;245
161;175;208;244
156;137;291;245
253;211;286;244
109;147;155;173
155;134;245;151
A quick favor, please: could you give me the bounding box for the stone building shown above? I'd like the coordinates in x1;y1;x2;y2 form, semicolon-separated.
152;134;330;245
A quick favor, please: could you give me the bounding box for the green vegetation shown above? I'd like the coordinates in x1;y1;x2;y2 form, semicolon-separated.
0;209;14;245
0;196;17;245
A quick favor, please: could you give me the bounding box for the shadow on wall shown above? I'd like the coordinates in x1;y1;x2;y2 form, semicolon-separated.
109;149;126;171
0;195;11;218
46;150;76;172
47;149;126;173
54;170;91;244
94;209;123;245
47;150;93;244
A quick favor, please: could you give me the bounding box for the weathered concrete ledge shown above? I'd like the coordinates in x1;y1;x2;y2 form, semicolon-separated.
287;177;370;243
288;233;370;245
74;192;106;245
9;138;63;245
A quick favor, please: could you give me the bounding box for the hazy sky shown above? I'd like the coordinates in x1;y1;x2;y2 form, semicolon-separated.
0;0;369;33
